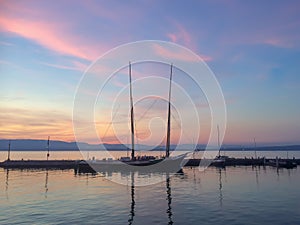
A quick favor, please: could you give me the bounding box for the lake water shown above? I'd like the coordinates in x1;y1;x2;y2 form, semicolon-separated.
1;165;300;224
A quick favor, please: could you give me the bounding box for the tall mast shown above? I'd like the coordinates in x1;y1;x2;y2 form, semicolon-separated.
7;140;11;161
166;64;173;158
217;125;220;157
129;62;135;160
217;125;221;157
47;136;50;160
253;137;257;159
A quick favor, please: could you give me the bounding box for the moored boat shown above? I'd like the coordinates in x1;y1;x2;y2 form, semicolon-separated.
212;125;226;167
87;62;186;173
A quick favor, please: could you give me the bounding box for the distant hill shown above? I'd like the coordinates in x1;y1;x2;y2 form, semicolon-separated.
0;139;299;151
0;139;128;151
0;139;163;151
229;145;300;151
0;139;170;151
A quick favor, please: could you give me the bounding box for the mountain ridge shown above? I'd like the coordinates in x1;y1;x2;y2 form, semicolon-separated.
0;139;299;151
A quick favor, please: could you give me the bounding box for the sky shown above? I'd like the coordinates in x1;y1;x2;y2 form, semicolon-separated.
0;0;300;146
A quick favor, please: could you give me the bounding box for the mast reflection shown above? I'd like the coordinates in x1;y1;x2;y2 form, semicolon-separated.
166;173;173;225
5;169;9;199
128;172;135;225
45;169;49;198
218;168;223;207
253;166;260;187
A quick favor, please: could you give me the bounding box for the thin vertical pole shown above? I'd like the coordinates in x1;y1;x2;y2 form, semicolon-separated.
166;64;173;158
129;62;135;160
7;140;11;161
217;125;220;157
127;136;129;158
47;136;50;160
254;137;257;159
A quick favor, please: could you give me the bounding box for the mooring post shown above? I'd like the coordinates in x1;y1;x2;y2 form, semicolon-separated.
7;140;11;161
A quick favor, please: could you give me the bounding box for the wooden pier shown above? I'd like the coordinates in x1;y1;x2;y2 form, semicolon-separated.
0;160;77;169
185;157;299;168
0;157;298;173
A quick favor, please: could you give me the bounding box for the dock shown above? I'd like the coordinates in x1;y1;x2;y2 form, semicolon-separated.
0;157;298;173
185;157;299;168
0;160;77;169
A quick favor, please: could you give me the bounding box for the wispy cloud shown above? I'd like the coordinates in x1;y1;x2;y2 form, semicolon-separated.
262;38;294;48
166;22;193;48
0;1;109;60
165;20;213;62
0;17;94;60
39;60;88;72
0;41;14;46
0;60;12;65
0;106;75;141
217;2;300;49
152;43;212;62
79;0;143;23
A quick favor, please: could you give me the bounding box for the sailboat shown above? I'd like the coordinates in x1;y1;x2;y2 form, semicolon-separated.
85;62;186;173
212;125;227;167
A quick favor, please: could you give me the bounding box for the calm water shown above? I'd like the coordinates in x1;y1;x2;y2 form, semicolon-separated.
1;166;299;225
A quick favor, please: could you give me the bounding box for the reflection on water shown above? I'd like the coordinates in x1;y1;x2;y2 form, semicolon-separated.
1;167;300;225
218;168;223;207
125;172;175;225
166;173;173;225
44;170;49;198
128;172;135;225
5;169;9;200
254;166;259;187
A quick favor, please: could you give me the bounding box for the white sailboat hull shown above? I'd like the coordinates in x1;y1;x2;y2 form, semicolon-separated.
86;153;187;173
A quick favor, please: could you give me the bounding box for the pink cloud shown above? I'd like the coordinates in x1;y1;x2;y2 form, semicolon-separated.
152;43;212;62
0;16;100;60
220;31;297;50
166;22;193;49
165;21;212;61
263;38;293;48
167;33;178;43
0;1;109;61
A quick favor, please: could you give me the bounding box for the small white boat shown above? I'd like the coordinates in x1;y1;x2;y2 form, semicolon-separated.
212;125;226;167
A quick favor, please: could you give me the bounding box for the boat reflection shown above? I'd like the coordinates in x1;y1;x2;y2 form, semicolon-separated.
218;168;223;207
5;169;9;199
166;173;173;225
44;169;49;198
128;172;135;225
125;171;176;225
252;166;260;187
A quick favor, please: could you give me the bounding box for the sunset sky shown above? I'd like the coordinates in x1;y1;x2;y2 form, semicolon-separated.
1;0;300;146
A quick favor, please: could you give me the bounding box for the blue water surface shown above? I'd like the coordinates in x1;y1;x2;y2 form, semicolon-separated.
0;166;299;225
